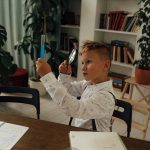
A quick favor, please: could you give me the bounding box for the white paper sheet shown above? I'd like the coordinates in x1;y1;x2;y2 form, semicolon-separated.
69;131;127;150
0;121;29;150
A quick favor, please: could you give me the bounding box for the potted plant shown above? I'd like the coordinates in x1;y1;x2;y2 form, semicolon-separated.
15;0;66;95
134;0;150;84
0;25;17;85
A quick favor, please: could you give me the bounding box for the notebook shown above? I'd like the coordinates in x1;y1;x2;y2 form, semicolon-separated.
69;131;127;150
0;121;29;150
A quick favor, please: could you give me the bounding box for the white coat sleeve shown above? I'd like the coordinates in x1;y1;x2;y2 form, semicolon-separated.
58;73;86;97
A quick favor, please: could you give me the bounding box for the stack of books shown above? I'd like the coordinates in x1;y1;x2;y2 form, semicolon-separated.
109;72;129;91
99;11;139;32
111;40;135;64
60;32;78;52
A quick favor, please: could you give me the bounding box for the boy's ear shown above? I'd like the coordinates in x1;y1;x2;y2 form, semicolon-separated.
104;59;111;70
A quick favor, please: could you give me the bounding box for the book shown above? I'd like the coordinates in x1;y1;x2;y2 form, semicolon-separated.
120;14;133;31
0;121;29;150
99;13;106;29
114;12;123;30
123;47;129;64
127;48;134;64
120;46;124;63
117;12;128;31
131;19;140;33
116;46;121;62
123;15;134;31
112;45;116;61
111;11;128;30
111;40;129;63
69;131;127;150
109;72;128;90
130;17;137;32
108;11;116;30
125;16;137;32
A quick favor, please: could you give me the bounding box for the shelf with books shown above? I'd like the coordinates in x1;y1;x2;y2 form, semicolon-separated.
59;0;81;77
60;0;81;52
109;71;129;91
98;12;139;33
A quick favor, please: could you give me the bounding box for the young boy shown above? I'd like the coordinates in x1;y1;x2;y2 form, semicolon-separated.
36;40;115;131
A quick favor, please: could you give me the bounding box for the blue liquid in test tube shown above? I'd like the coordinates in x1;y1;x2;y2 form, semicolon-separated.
40;35;45;59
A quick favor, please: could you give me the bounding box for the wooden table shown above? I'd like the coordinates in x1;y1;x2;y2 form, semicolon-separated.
0;112;150;150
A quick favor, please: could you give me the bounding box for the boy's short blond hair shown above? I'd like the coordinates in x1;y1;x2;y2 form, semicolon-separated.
80;40;112;61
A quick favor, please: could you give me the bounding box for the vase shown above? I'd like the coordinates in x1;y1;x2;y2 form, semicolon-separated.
135;67;150;85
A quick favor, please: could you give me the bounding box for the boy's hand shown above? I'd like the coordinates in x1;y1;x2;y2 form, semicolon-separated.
59;60;72;75
36;58;52;77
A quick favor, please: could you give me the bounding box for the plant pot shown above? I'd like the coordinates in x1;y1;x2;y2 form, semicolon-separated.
29;78;46;96
135;67;150;85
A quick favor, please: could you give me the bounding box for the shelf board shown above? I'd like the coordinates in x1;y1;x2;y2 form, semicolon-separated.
61;25;80;29
59;50;69;55
95;29;138;36
112;61;134;69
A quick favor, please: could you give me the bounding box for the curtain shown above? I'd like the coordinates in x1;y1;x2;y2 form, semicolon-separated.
0;0;32;75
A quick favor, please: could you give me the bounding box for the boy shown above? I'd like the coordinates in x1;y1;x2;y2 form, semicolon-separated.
36;40;115;131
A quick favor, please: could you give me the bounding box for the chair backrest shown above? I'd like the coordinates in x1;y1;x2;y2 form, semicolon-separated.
0;86;40;119
113;99;132;137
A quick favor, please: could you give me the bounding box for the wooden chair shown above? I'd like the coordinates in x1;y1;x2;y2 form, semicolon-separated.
0;86;40;119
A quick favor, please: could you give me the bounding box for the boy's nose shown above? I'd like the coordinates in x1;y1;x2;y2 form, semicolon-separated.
82;64;87;71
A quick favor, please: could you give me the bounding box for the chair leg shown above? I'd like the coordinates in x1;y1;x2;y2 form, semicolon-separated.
69;117;73;126
127;130;130;137
37;113;40;120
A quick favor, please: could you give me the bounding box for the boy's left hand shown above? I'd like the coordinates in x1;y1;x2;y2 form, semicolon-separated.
36;58;52;77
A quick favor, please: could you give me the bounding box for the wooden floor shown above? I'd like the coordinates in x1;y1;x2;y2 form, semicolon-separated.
0;92;150;141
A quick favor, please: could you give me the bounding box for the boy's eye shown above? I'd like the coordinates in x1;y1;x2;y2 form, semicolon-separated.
87;60;92;63
81;60;92;65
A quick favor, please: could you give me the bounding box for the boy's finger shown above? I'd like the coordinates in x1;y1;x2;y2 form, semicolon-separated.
64;60;68;65
37;58;42;62
37;58;47;64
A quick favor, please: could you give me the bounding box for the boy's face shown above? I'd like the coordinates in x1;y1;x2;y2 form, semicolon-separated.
81;50;110;84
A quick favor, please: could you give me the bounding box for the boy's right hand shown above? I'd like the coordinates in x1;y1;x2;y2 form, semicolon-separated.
59;60;72;75
36;58;52;77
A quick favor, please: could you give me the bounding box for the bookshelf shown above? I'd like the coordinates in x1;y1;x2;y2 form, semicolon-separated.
59;0;140;80
59;0;81;77
93;0;140;76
